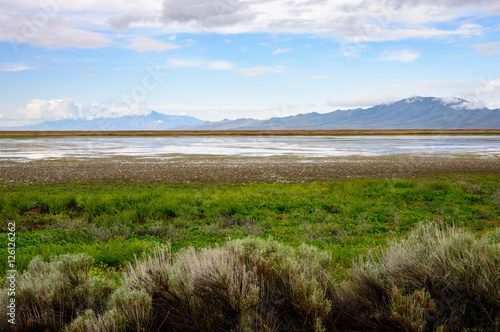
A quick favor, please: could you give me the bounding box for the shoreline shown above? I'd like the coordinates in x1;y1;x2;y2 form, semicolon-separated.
1;129;500;137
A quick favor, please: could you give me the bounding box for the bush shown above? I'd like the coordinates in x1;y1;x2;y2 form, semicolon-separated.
86;238;333;331
3;225;500;331
1;254;116;331
65;309;124;332
354;224;500;331
389;288;437;332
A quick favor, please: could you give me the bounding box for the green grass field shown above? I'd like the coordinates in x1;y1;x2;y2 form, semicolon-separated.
1;174;499;275
1;174;500;331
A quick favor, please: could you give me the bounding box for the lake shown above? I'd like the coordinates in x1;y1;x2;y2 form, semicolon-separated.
0;135;499;161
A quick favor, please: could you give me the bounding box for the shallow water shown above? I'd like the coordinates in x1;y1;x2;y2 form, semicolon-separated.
0;135;499;160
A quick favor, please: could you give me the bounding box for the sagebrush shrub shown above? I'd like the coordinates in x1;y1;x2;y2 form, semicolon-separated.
1;254;116;331
355;224;500;331
3;225;499;331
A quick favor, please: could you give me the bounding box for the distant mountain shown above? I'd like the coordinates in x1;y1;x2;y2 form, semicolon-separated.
184;97;500;130
3;97;499;131
2;111;204;131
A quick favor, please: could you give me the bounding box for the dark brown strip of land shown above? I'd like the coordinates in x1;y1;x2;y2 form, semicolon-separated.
1;155;499;184
1;129;500;137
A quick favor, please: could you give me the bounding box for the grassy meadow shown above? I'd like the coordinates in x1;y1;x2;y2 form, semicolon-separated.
1;174;499;331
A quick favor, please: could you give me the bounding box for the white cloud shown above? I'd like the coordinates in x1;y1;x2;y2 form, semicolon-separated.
125;37;178;53
1;14;112;49
4;0;161;14
451;100;487;110
0;63;34;72
236;65;285;76
161;0;255;28
15;98;152;122
207;60;235;70
155;0;492;39
273;48;291;55
2;0;497;51
379;49;421;62
167;58;235;70
439;97;463;105
474;42;500;56
168;35;176;40
17;98;80;120
107;12;156;32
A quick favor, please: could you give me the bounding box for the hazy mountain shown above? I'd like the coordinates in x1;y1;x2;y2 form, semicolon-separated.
2;111;204;131
185;97;500;130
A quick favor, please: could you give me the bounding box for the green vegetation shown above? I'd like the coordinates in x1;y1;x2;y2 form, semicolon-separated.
1;225;499;331
1;175;499;275
0;175;499;330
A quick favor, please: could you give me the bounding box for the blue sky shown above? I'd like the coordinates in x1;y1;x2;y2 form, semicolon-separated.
0;0;499;126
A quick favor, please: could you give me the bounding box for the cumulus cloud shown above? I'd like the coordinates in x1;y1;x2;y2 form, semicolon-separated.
17;98;80;120
167;58;235;70
236;65;285;76
466;78;500;108
273;48;291;55
161;0;255;28
16;98;152;122
473;42;500;56
125;37;178;53
379;49;420;62
107;12;156;32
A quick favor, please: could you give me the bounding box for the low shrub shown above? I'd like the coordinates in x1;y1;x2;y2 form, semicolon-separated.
354;224;500;331
2;254;116;331
2;225;499;331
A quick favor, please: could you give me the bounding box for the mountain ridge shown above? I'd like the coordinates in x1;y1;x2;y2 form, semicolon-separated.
1;112;203;131
2;97;499;130
183;97;500;130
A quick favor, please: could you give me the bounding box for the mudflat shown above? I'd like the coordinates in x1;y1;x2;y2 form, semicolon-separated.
1;155;499;183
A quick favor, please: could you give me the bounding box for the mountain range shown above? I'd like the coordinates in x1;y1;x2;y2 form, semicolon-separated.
2;97;500;130
179;97;500;130
3;111;203;131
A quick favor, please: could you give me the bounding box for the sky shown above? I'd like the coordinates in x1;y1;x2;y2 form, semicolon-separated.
0;0;499;126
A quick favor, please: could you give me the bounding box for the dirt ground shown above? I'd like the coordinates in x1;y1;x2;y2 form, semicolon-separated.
1;155;499;184
1;129;499;137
